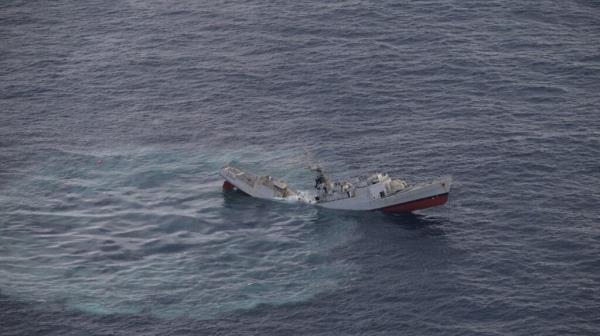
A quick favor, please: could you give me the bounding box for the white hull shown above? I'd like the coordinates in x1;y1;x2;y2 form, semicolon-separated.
220;166;307;203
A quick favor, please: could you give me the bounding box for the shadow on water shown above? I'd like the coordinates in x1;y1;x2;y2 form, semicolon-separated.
318;208;451;245
215;190;460;327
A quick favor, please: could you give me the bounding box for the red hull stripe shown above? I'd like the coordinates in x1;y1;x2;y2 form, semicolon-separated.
381;193;449;213
222;180;236;190
222;180;250;196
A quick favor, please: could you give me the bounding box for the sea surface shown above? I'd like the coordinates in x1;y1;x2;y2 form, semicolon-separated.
1;0;600;335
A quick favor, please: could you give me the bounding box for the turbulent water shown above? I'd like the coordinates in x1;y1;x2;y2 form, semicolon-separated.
2;0;600;335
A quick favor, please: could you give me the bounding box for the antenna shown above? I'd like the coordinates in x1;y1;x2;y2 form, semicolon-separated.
303;147;316;168
303;148;325;175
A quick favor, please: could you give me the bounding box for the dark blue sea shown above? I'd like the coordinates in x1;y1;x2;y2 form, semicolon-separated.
2;0;600;335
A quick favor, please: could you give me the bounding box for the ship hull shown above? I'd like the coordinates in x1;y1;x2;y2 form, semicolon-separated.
219;166;306;202
314;177;451;212
220;166;451;213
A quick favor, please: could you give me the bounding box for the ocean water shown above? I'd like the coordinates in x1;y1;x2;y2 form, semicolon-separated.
1;0;600;335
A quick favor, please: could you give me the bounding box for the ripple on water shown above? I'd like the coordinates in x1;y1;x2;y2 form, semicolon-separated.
0;146;359;318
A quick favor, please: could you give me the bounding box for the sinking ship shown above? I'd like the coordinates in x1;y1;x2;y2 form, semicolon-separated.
219;165;451;213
